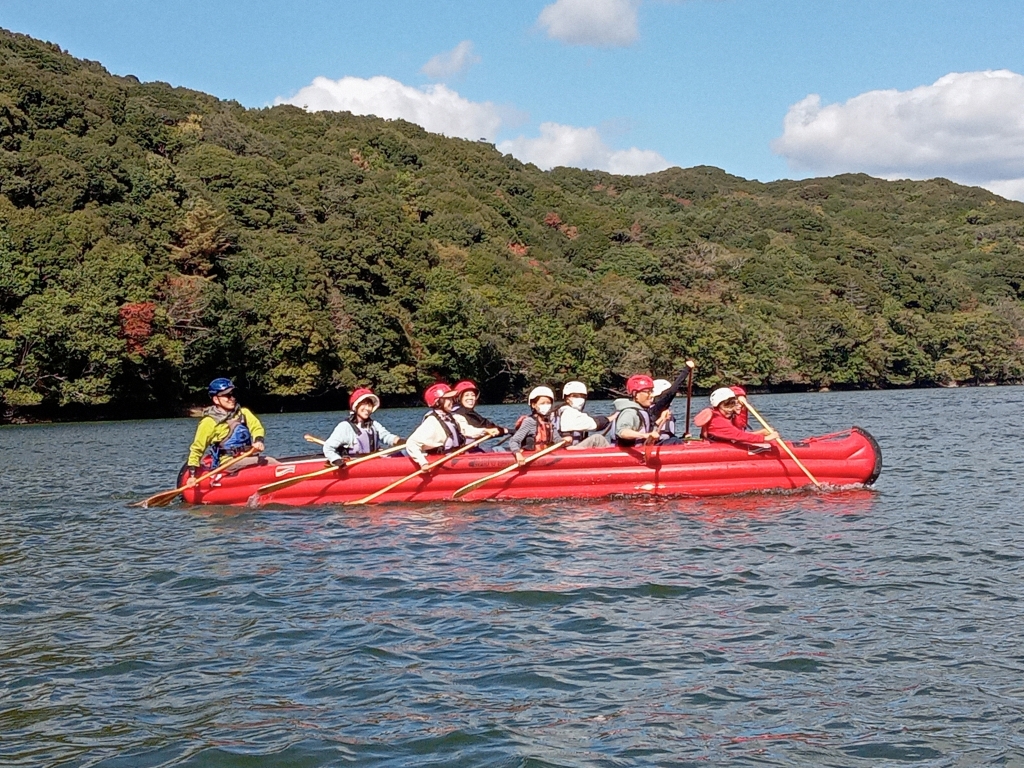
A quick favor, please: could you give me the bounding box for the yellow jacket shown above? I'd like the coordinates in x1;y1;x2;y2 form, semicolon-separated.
187;407;265;467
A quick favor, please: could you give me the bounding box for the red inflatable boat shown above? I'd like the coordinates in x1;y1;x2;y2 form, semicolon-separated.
181;427;881;507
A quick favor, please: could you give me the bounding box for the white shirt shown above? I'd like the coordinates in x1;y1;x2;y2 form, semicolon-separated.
405;411;464;468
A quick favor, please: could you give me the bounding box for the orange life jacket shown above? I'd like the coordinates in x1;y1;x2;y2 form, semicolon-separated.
514;412;554;450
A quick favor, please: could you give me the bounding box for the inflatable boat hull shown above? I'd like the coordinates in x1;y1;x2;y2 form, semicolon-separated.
181;427;881;507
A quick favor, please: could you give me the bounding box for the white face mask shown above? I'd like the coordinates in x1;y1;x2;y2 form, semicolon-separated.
567;396;586;410
536;403;552;416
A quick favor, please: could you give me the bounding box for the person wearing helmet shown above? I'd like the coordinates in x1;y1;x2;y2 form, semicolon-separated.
557;381;614;449
729;385;750;430
323;388;402;465
451;380;511;439
185;378;265;474
405;382;501;468
651;378;680;443
703;387;777;447
508;386;557;464
613;375;660;447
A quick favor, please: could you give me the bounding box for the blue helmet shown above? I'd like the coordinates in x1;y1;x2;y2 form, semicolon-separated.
208;377;235;397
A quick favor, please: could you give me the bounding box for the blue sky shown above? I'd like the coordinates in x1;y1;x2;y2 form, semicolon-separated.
4;0;1024;198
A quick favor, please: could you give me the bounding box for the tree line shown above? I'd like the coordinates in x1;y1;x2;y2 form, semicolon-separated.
1;28;1023;421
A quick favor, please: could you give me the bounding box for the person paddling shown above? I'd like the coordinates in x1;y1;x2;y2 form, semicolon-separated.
323;388;402;466
703;387;778;448
406;382;500;469
185;378;265;479
652;378;680;443
509;386;558;465
557;381;614;449
451;379;511;442
729;385;750;430
613;375;661;447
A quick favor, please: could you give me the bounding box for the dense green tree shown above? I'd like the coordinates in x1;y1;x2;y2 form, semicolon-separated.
1;27;1023;421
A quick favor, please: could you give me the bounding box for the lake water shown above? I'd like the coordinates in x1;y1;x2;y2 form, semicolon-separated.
2;387;1023;767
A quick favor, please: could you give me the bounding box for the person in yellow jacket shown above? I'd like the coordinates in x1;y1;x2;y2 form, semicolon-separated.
185;378;265;477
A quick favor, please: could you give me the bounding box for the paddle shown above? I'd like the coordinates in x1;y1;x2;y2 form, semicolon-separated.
255;442;407;495
304;434;325;445
683;359;695;438
134;446;258;508
738;395;822;488
452;437;571;499
345;435;492;506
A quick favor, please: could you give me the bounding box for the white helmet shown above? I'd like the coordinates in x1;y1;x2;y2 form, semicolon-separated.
562;380;588;398
528;386;555;402
652;378;671;397
710;387;738;407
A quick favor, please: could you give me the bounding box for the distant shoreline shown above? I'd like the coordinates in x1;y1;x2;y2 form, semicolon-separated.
3;380;1018;427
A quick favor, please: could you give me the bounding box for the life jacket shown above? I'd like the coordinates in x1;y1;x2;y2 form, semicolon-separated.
700;410;744;441
453;405;506;433
201;407;253;469
347;414;378;456
514;412;555;451
556;404;588;446
658;412;676;441
424;409;465;453
614;400;653;448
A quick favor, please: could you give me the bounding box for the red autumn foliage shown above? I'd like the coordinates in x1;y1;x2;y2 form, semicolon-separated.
543;212;579;239
507;242;529;256
119;302;156;354
349;148;370;171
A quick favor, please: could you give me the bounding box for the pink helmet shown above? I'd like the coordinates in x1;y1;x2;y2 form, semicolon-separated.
424;382;457;408
626;374;655;395
453;380;478;395
349;387;380;412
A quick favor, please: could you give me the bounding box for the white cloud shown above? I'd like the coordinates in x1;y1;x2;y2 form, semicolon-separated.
773;70;1024;201
421;40;481;80
278;78;669;176
277;75;503;140
498;122;670;175
537;0;640;47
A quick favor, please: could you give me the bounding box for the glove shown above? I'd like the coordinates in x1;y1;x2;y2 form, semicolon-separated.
331;458;347;467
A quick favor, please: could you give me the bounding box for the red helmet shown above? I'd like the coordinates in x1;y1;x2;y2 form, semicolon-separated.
626;374;655;395
349;387;380;412
730;385;747;397
453;380;478;395
424;382;457;407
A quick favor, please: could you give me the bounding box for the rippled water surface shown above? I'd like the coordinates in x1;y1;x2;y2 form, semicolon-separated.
3;388;1024;767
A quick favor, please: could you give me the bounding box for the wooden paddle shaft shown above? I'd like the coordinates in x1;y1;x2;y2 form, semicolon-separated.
738;396;821;488
257;442;408;495
140;446;257;507
347;434;491;506
452;437;570;499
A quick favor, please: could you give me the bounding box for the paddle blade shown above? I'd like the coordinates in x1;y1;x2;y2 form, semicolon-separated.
135;487;187;508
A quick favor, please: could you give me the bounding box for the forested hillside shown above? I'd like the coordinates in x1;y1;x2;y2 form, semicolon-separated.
2;29;1023;420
